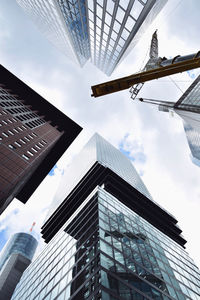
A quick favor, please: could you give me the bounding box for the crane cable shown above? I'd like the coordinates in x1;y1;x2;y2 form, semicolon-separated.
168;76;184;93
135;97;175;107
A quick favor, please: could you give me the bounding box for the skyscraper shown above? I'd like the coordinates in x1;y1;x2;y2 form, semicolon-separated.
0;64;82;214
174;75;200;166
182;122;200;167
0;232;38;299
16;0;168;75
174;74;200;131
12;134;200;300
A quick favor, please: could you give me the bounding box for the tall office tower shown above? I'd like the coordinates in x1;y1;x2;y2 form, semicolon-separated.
12;134;200;300
16;0;168;75
0;64;82;214
0;232;38;299
174;75;200;166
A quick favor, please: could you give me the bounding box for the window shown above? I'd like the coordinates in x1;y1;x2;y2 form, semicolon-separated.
15;141;22;147
38;142;44;147
35;144;41;150
2;132;8;137
31;147;37;153
8;130;14;135
9;144;16;149
20;139;26;144
27;151;34;157
22;154;29;160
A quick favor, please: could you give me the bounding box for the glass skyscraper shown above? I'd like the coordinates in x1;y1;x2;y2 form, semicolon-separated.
12;134;200;300
16;0;168;75
173;75;200;167
0;232;37;271
157;75;200;167
182;122;200;167
0;232;38;299
174;74;200;133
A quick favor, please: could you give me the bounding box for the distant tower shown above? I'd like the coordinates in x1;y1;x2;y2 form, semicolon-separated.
16;0;168;75
0;232;38;299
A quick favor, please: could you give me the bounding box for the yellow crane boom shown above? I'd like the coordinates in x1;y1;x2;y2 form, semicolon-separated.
91;52;200;98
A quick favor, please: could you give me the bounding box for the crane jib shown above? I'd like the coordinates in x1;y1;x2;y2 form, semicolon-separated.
91;52;200;98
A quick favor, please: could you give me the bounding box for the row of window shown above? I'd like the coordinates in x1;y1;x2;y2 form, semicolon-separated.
0;99;25;108
21;140;47;161
25;118;46;129
0;91;46;130
0;128;37;140
0;109;8;116
0;117;18;126
9;138;46;150
6;107;32;115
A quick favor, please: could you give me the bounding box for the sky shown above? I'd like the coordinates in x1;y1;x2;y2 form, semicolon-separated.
0;0;200;269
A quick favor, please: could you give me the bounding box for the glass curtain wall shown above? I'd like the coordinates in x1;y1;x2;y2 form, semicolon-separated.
12;188;200;300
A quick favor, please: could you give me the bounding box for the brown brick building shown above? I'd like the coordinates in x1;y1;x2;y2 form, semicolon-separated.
0;64;82;214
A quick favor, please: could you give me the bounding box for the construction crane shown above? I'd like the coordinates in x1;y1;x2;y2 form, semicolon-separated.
91;31;200;98
29;222;36;233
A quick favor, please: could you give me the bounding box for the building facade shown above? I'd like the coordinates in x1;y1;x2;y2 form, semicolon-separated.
16;0;168;75
0;64;82;214
0;232;38;299
156;75;200;167
182;122;200;167
173;75;200;167
12;134;200;300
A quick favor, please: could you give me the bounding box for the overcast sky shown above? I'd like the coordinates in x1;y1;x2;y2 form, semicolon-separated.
0;0;200;268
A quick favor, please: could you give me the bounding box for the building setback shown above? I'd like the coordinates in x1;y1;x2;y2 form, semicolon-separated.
16;0;168;75
0;64;82;214
12;134;200;300
0;232;38;299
